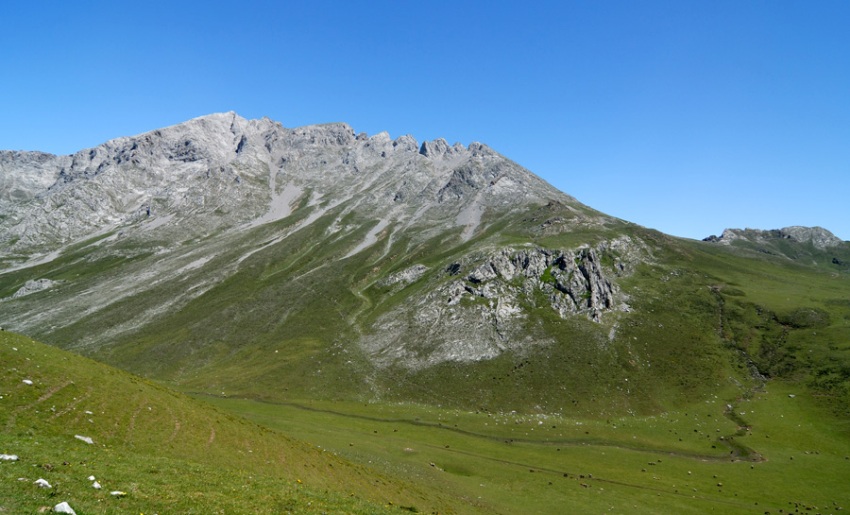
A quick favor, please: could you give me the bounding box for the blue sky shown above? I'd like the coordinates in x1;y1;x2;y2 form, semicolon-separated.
2;1;848;240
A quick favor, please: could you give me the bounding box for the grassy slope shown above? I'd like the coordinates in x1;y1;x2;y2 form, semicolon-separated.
0;331;460;514
668;236;850;416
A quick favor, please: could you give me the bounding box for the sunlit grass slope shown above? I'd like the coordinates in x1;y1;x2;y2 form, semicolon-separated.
0;331;459;514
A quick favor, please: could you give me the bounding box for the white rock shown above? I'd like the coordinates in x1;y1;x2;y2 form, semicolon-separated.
34;478;51;488
92;480;102;489
53;501;77;514
110;490;127;497
13;278;59;298
0;453;19;461
22;379;33;385
74;434;94;444
87;475;96;481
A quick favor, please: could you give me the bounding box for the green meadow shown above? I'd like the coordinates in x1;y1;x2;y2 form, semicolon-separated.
205;382;850;514
5;326;849;514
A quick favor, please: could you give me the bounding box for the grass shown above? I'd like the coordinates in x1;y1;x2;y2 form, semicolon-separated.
4;329;848;513
0;332;458;514
203;382;850;514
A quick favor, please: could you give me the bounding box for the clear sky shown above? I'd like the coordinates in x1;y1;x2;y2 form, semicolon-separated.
2;1;848;241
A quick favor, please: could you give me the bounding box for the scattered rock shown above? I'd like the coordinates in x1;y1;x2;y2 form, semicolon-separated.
380;264;428;287
12;279;60;298
110;490;127;497
22;379;33;385
53;502;77;514
0;454;19;461
74;435;94;445
34;478;51;488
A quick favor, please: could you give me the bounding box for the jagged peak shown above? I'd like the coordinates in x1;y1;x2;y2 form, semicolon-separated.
779;226;843;247
154;111;249;137
392;134;419;152
289;122;356;146
419;138;450;158
467;142;495;157
368;131;391;144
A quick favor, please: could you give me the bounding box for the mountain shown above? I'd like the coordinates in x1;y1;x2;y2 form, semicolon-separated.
1;113;849;419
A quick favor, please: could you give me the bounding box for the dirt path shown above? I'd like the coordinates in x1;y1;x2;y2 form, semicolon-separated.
428;443;766;511
5;379;74;431
196;394;765;463
206;427;216;449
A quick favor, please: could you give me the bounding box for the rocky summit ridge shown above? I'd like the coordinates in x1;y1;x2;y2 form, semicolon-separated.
0;112;580;256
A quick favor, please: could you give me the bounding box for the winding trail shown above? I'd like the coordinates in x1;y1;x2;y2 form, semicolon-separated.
6;379;74;431
709;286;767;462
425;443;767;511
50;391;92;420
193;393;765;463
206;427;216;449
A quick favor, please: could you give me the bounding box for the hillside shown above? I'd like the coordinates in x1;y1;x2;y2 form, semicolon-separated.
0;331;459;514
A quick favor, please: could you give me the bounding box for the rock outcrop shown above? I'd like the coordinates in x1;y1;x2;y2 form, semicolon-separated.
11;279;60;298
361;237;641;369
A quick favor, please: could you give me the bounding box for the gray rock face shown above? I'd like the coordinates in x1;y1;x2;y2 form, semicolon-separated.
361;237;641;369
12;279;60;298
779;226;844;249
0;112;580;259
0;151;64;204
380;264;429;288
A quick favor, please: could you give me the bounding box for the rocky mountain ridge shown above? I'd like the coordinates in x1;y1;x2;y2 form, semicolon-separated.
0;112;585;259
703;226;844;250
